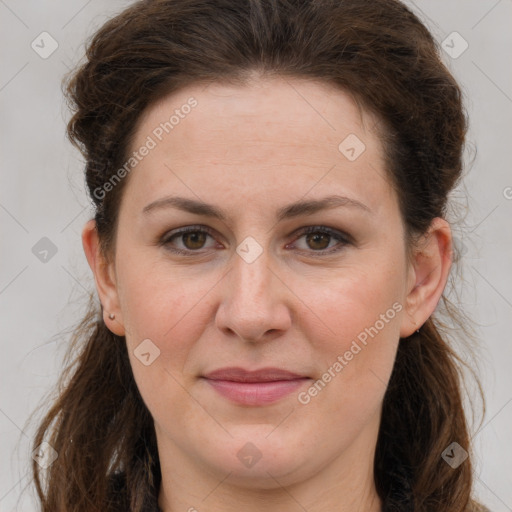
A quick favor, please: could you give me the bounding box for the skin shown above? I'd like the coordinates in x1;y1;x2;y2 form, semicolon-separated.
82;76;452;512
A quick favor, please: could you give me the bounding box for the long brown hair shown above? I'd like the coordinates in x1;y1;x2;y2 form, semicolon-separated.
30;0;487;510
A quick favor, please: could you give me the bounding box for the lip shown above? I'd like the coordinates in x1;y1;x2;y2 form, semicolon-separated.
202;367;310;406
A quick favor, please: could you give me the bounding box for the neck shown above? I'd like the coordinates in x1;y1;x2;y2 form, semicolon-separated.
157;424;383;512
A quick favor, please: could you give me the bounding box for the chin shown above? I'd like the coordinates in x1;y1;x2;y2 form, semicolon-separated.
201;426;315;488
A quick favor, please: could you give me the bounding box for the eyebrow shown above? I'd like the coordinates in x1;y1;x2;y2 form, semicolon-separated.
142;194;372;221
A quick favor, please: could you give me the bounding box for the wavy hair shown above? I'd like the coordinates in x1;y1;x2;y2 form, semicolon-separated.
30;0;487;510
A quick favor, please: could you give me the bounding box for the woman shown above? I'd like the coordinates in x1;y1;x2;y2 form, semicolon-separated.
31;0;490;510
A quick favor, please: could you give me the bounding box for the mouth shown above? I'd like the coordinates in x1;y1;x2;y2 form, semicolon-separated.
201;367;311;406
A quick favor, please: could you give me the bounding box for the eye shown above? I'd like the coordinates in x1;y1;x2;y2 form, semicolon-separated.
160;224;352;256
160;225;218;255
288;226;352;255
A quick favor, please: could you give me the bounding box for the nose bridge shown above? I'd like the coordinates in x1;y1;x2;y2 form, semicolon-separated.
216;237;290;341
229;222;273;300
230;241;273;313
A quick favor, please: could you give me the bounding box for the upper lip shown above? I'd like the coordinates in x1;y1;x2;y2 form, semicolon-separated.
203;367;307;382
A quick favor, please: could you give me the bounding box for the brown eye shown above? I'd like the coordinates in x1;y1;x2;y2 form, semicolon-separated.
291;226;352;255
161;226;218;255
161;225;351;257
305;232;331;250
181;231;208;250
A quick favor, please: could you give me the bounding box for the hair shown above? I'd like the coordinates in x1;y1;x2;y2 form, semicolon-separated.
29;0;487;511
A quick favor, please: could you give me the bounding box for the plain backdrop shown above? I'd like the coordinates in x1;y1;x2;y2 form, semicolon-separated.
1;1;511;510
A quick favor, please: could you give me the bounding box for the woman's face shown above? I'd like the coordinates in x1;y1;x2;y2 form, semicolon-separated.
87;77;440;490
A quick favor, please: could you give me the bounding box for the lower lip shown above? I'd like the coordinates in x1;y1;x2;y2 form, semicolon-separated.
204;378;309;406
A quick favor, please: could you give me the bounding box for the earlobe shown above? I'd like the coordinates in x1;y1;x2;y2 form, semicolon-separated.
399;218;453;338
81;219;125;336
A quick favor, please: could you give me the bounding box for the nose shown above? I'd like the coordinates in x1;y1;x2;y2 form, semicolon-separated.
215;245;292;344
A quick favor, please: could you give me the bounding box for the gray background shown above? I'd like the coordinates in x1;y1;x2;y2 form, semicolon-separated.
1;1;511;510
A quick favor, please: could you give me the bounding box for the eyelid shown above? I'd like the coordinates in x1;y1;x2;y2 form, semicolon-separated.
291;225;353;244
159;224;353;255
288;225;352;256
159;225;219;253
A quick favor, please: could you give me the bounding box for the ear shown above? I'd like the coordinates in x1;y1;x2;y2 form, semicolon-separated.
400;217;453;338
82;219;125;336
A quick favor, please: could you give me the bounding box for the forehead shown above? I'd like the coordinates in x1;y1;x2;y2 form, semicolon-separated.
122;77;396;221
136;77;377;154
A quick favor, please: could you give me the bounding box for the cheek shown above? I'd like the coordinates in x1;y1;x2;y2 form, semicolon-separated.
116;255;225;380
118;263;216;428
298;259;404;347
292;266;403;443
294;257;405;411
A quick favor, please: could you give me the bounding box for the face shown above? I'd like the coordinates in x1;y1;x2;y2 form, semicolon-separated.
86;77;441;490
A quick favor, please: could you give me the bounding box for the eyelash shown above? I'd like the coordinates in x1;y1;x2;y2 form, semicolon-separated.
159;224;352;257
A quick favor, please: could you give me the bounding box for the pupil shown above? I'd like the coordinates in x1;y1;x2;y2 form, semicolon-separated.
307;233;329;250
184;232;206;249
181;231;331;251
